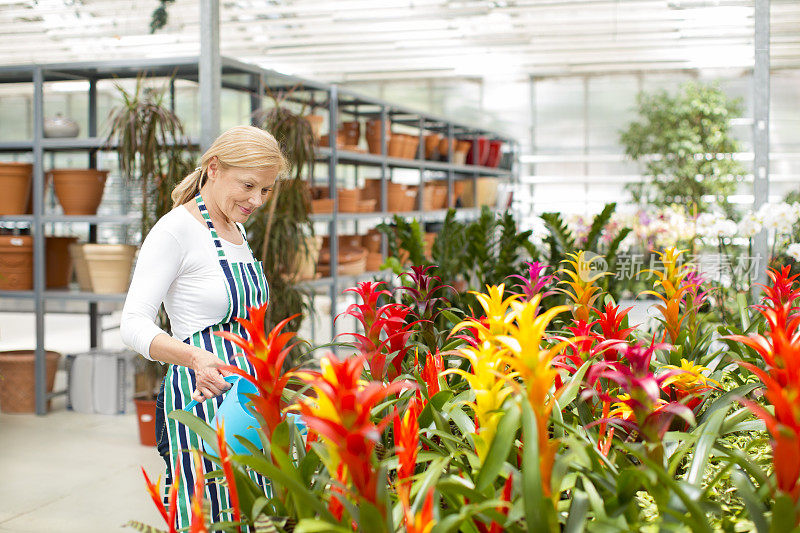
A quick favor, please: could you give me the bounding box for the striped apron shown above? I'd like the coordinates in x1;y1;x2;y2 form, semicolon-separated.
161;193;270;528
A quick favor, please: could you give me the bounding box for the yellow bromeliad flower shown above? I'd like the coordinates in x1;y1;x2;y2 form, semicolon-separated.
446;340;516;462
454;284;521;343
660;359;721;394
495;296;569;498
558;251;611;323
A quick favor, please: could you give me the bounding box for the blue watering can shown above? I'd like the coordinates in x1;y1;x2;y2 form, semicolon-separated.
183;375;306;457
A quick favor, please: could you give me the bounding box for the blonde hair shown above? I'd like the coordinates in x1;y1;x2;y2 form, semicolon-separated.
171;125;287;207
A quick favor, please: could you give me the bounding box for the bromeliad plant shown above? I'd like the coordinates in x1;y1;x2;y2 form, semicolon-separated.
132;248;800;532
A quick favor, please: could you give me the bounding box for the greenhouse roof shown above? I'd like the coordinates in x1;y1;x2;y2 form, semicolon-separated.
0;0;798;80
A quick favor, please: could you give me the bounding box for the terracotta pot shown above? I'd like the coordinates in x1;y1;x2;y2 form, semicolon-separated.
338;188;361;213
453;180;467;207
404;135;420;159
304;115;324;140
0;235;33;291
424;232;437;260
486;140;503;168
423;183;448;211
366;252;383;272
362;230;382;253
69;243;92;291
388;134;405;158
46;236;78;289
0;162;33;216
387;182;414;212
0;350;61;413
438;138;455;161
454;140;471;165
341;121;361;146
358;199;377;212
134;397;157;446
366;119;391;154
404;185;418;211
460;178;498;208
424;134;442;160
80;244;137;294
49;169;108;215
362;179;381;204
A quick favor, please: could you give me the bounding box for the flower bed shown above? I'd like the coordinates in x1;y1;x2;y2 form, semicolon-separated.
131;249;800;532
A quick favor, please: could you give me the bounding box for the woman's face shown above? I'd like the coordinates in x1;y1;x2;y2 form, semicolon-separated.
206;158;278;223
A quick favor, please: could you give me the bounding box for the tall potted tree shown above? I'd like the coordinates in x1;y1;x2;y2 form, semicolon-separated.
620;82;745;216
248;88;316;335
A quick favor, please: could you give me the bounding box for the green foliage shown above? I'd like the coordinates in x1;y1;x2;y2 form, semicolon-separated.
620;82;745;213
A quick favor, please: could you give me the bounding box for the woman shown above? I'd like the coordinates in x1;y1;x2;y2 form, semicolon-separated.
121;125;285;527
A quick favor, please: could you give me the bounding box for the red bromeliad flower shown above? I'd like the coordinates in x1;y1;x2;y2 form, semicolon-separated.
142;467;180;533
584;341;694;448
214;304;300;441
593;302;637;361
421;350;444;399
725;266;800;503
296;353;413;508
338;281;419;381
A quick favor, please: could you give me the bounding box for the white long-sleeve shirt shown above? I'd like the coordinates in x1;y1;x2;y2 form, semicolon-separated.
120;205;256;360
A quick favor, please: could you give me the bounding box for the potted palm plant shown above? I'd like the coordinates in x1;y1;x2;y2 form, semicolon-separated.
249;87;316;335
104;75;195;444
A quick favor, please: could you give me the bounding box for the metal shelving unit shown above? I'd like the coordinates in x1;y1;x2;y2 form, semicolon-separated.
0;56;518;414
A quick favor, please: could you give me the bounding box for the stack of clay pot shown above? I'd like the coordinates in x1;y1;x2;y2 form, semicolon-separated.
0;235;33;290
309;186;334;213
388;133;420;160
338;188;360;213
422;183;448;211
318;234;367;277
366;119;391;155
341;121;360;149
424;133;442;160
362;228;383;271
304;115;324;141
387;182;417;212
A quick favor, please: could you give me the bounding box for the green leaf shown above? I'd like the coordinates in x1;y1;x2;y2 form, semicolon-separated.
234;454;335;522
687;404;729;486
475;401;521;493
731;469;768;533
558;360;591;408
418;390;455;428
564;490;589;533
520;399;556;533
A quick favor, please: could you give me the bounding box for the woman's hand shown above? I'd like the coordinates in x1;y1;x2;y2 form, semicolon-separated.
189;348;233;404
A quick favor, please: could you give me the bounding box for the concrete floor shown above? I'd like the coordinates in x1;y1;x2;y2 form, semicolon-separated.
0;311;165;532
0;390;166;532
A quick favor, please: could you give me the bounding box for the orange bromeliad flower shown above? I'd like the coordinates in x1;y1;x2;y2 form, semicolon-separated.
190;450;209;533
214;421;241;530
214;304;300;441
405;488;436;533
394;396;421;506
557;251;611;323
726;266;800;503
296;353;412;509
641;248;694;344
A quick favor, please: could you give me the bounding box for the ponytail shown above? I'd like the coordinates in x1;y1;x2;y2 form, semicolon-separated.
171;167;205;208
